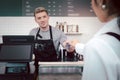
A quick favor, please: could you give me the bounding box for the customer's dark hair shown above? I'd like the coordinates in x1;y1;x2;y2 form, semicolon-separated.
107;0;120;29
94;0;120;29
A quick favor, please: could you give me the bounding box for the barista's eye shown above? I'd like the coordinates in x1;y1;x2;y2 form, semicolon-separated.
37;17;41;20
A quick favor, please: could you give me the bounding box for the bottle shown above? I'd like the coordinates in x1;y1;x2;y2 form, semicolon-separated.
76;25;79;32
59;23;62;31
55;21;59;29
63;22;67;33
62;23;64;32
67;25;69;33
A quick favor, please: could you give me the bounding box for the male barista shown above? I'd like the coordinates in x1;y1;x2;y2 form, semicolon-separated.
29;7;68;62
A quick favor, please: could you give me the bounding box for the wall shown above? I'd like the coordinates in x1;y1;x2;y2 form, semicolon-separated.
0;17;104;43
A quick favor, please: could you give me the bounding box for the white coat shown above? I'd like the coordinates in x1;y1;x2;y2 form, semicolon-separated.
75;18;120;80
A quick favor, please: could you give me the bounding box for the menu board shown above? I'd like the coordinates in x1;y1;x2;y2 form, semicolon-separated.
0;0;22;16
0;0;95;17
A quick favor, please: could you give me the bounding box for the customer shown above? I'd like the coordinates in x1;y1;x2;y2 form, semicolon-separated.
68;0;120;80
29;7;67;62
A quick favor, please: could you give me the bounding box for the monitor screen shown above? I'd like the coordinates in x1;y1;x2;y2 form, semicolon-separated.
0;44;34;62
2;35;34;44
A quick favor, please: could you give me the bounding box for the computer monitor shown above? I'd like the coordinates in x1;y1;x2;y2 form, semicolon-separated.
2;35;34;44
0;43;34;62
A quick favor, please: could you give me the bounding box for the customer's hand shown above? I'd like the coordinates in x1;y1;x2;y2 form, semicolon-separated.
63;40;75;52
63;39;80;52
70;39;79;47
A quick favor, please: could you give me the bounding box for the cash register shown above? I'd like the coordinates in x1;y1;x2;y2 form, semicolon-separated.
0;35;34;74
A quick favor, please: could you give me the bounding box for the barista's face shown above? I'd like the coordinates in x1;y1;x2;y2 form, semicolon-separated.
35;11;49;29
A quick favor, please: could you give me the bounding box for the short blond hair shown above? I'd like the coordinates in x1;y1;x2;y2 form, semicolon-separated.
34;7;48;16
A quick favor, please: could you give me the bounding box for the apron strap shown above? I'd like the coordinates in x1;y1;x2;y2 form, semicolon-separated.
36;28;41;40
36;25;53;40
49;26;53;39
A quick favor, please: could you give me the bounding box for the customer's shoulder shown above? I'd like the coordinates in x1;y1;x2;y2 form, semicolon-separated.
86;34;117;49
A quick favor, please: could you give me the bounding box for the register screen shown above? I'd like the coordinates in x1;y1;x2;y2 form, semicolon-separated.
0;44;33;62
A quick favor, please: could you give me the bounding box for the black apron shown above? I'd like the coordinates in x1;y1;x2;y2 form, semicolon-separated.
34;26;58;62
